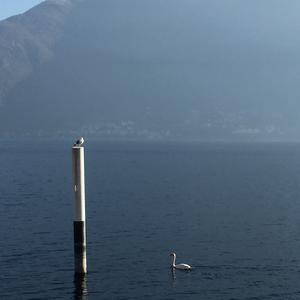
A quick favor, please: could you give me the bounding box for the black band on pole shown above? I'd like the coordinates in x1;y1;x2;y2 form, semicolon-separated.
74;221;87;274
74;221;85;244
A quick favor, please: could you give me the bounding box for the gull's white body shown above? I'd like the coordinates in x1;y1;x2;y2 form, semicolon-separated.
170;253;191;270
74;137;84;147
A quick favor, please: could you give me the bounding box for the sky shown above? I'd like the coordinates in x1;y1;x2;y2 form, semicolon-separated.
0;0;42;20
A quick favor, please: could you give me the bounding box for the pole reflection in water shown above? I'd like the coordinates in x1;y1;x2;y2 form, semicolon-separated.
74;273;88;300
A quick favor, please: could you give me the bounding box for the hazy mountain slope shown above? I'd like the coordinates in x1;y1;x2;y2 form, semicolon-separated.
1;0;300;140
0;0;73;105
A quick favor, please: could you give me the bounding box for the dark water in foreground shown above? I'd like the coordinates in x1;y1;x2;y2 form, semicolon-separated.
1;141;300;299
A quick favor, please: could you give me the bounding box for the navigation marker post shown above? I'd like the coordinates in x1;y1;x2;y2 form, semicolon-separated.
72;142;87;274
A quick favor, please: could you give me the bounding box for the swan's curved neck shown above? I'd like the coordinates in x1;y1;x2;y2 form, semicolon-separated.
172;255;176;267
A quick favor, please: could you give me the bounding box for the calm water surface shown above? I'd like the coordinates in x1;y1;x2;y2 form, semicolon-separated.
1;141;300;299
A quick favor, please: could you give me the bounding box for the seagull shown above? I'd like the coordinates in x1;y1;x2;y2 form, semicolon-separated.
170;252;192;270
74;137;84;147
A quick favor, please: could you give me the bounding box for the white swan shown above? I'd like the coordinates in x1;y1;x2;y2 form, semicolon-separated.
170;252;192;270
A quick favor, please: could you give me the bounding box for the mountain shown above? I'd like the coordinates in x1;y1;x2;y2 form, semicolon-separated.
0;0;72;105
1;0;300;141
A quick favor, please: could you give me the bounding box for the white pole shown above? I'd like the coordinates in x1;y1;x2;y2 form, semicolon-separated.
72;145;87;274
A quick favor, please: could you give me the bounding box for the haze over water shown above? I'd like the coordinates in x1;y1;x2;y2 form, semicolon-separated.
1;141;300;299
2;0;300;140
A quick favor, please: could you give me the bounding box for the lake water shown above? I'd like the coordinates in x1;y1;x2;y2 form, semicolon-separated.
1;141;300;299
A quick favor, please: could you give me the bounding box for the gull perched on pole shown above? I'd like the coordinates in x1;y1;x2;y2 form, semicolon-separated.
74;137;84;147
